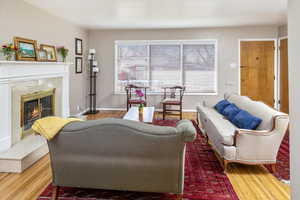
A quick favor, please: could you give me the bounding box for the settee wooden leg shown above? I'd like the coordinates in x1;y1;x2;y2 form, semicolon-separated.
271;164;276;173
163;104;166;120
175;194;183;200
205;135;209;143
224;160;229;172
180;105;182;120
52;186;59;200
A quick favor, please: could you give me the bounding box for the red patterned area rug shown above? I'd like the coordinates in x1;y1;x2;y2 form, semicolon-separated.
38;119;239;200
265;131;290;181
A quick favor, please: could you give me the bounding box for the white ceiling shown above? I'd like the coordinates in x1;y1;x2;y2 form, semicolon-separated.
24;0;287;29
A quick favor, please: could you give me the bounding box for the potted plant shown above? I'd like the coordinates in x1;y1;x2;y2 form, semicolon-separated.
1;43;18;61
57;46;69;62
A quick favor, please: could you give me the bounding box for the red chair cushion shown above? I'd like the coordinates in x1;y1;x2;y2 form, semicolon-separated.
162;101;181;105
128;99;146;104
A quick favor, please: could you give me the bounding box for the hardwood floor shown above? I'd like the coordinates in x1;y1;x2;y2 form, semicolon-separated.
0;155;51;200
0;111;290;200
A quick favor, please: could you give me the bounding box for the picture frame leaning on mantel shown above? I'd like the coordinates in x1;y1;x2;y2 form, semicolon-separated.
40;44;57;62
36;49;48;62
14;37;38;61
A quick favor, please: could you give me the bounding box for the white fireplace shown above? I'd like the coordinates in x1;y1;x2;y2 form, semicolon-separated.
0;61;71;172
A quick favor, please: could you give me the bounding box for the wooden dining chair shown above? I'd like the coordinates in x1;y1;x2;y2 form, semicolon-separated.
161;86;185;120
125;84;148;111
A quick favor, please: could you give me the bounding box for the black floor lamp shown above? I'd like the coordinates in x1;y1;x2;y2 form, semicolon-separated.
83;49;99;115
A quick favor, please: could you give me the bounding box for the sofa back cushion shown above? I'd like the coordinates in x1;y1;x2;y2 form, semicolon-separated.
225;93;283;130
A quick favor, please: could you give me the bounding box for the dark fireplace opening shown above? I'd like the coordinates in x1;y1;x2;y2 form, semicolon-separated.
21;89;55;138
41;95;54;118
23;99;40;131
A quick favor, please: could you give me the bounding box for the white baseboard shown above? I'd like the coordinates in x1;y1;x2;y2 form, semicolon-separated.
98;107;127;111
75;108;89;116
182;109;197;112
97;107;196;112
77;107;196;116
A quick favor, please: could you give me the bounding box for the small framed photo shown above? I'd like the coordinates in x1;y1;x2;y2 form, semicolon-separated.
75;38;82;55
36;49;48;61
40;44;57;62
75;57;82;73
14;37;38;61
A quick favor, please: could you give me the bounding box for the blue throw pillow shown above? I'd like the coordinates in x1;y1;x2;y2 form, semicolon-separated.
223;104;241;121
214;100;231;115
231;110;262;130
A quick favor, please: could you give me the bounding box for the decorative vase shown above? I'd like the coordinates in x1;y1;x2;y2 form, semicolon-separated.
138;104;144;112
5;53;14;61
139;110;143;121
138;104;144;121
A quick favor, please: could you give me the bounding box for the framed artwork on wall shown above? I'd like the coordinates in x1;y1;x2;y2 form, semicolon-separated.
75;38;82;55
40;44;57;62
36;49;48;61
14;37;38;61
75;57;82;73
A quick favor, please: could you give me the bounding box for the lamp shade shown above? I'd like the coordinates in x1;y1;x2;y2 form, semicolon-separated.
93;67;99;73
89;49;96;54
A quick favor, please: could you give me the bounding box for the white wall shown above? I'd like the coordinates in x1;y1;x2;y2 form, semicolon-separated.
0;0;88;114
0;0;286;116
88;26;279;110
288;0;300;199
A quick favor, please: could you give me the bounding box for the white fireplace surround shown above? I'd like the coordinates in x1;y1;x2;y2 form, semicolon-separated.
0;61;71;152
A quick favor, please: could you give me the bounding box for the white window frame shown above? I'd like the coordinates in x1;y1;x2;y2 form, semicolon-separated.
114;39;218;95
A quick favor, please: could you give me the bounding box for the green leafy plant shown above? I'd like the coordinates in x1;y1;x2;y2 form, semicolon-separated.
57;46;69;62
1;43;18;61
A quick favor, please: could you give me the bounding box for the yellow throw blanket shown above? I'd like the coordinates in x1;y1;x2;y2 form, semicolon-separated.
32;116;81;140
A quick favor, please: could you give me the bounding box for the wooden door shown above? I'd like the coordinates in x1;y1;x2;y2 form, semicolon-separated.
280;39;289;113
240;41;275;107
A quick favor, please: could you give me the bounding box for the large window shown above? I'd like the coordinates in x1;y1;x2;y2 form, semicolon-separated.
115;40;217;94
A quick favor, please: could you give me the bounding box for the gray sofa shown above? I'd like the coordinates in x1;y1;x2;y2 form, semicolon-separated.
197;93;289;171
47;118;196;200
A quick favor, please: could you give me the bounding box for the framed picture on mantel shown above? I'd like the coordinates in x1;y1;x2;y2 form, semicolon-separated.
14;37;38;61
36;49;48;62
40;44;57;62
75;38;82;55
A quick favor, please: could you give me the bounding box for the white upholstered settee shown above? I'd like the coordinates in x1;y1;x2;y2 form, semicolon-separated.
196;93;289;171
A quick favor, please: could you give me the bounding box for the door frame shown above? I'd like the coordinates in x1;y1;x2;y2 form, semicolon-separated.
278;36;288;111
238;38;278;109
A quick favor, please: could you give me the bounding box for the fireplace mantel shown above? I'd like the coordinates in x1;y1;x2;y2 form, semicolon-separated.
0;61;71;152
0;61;72;83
